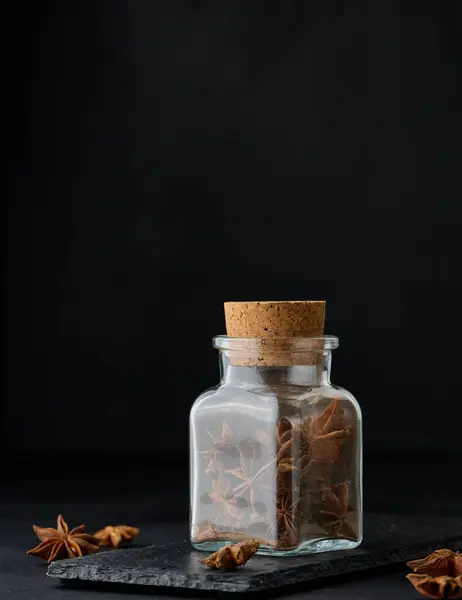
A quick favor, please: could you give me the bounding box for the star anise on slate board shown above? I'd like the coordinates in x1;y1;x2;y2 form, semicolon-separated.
27;514;100;562
407;549;462;599
409;549;461;578
94;525;140;548
200;539;260;570
406;575;462;599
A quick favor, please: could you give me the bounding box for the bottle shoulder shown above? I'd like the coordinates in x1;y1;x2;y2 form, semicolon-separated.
329;384;362;417
190;382;360;416
190;385;220;413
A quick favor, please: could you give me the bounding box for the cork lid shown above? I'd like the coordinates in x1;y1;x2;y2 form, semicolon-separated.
224;301;325;338
223;301;326;366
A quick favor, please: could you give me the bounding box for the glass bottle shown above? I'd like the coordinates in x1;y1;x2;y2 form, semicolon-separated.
190;336;362;556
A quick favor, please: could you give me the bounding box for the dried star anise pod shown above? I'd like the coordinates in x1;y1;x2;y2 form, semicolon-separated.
278;457;298;473
318;482;357;539
203;421;238;456
200;539;260;570
94;525;140;548
266;494;301;548
407;549;462;599
457;555;462;577
406;574;462;599
193;524;218;542
226;446;275;512
301;399;350;463
27;514;100;562
299;456;331;489
200;421;238;478
208;477;247;523
276;417;292;444
275;416;298;462
409;549;461;578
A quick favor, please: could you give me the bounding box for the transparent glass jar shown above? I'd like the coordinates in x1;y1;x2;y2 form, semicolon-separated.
190;336;362;556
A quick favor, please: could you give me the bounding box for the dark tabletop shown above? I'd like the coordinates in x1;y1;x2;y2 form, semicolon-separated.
1;456;460;599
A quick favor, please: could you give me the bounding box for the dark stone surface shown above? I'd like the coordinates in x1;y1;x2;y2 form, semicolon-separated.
2;459;462;598
47;514;462;595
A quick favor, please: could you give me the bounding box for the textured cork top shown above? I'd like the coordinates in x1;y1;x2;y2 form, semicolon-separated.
223;301;326;366
224;301;325;338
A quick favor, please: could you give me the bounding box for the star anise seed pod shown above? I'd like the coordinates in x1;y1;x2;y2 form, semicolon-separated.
208;477;247;523
200;539;260;570
200;421;238;479
226;447;275;511
406;549;462;599
94;525;140;548
408;549;462;578
300;457;331;485
277;439;294;462
27;514;100;562
193;524;218;542
277;458;298;473
406;574;462;599
318;482;357;539
276;417;292;444
266;495;301;546
300;399;350;463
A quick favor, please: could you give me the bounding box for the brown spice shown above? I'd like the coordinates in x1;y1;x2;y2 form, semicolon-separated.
226;447;275;514
301;399;350;463
273;400;353;547
266;495;301;548
277;458;298;473
207;477;246;524
407;549;462;599
193;524;218;542
27;515;100;562
276;417;292;444
409;549;460;578
318;482;357;539
276;439;294;462
299;458;331;487
200;421;237;479
94;525;140;548
200;539;260;570
195;398;359;551
406;574;462;599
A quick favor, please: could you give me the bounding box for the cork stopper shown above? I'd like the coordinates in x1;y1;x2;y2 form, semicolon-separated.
223;301;326;366
224;301;325;338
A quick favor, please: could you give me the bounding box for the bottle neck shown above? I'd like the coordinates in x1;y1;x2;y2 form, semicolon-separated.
219;351;332;387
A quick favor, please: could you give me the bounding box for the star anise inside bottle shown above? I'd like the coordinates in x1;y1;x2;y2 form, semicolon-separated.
266;494;301;549
94;525;140;548
226;446;275;514
205;477;248;528
200;421;237;478
303;399;350;463
27;514;100;562
319;482;357;539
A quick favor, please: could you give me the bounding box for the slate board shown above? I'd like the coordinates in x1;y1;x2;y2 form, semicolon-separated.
47;514;462;596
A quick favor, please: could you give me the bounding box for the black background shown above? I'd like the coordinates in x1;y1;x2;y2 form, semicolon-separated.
6;0;462;463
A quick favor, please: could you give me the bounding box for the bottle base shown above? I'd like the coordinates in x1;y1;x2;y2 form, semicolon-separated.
192;536;362;557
